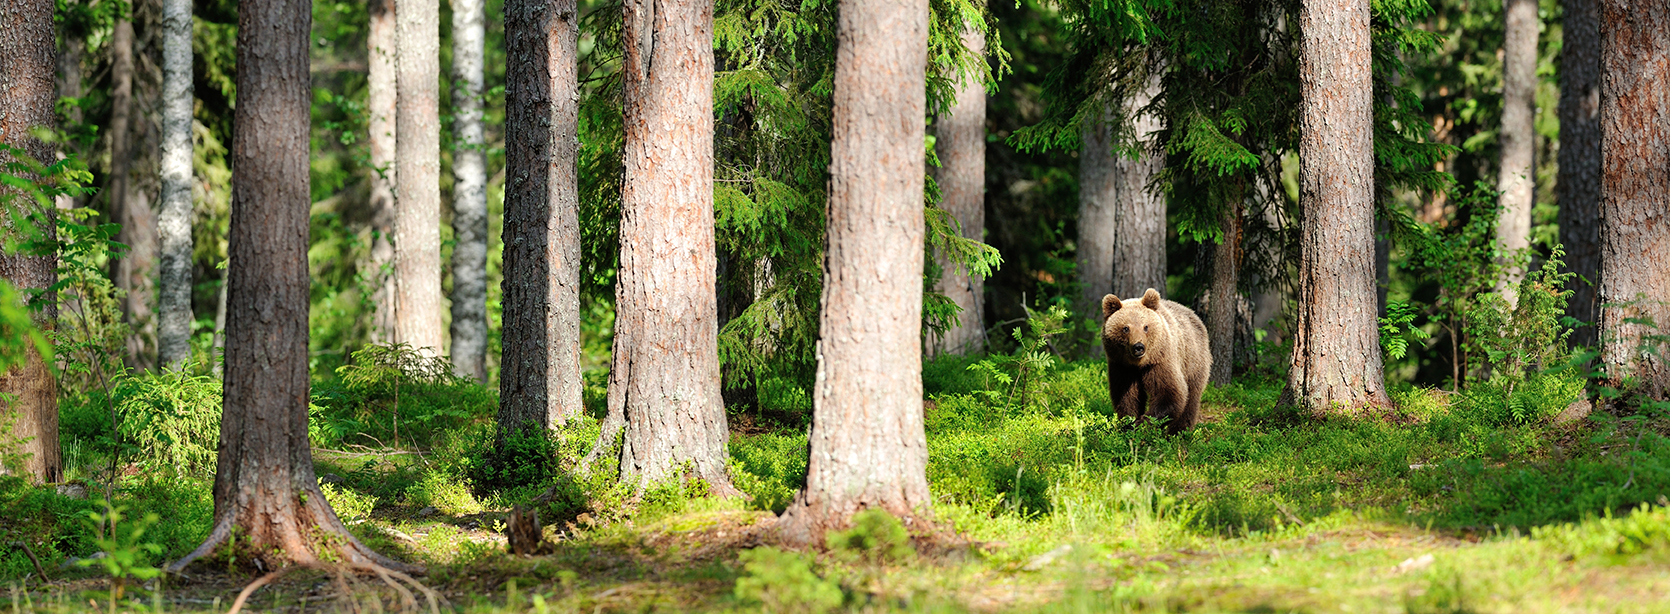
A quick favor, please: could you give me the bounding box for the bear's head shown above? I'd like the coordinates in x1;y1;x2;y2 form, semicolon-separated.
1101;288;1168;367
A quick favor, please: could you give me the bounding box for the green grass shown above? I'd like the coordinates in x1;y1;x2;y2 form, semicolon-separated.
6;355;1670;612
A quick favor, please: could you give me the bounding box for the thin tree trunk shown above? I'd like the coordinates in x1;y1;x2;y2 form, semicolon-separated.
54;34;82;212
929;27;986;357
499;0;583;434
594;0;735;493
0;0;59;484
449;0;488;381
776;0;929;542
396;0;445;355
368;0;398;345
1558;0;1601;348
1496;0;1538;301
212;259;228;376
1282;0;1390;412
157;0;195;369
1208;199;1242;385
1597;0;1670;399
106;20;159;373
169;0;407;572
1078;77;1165;348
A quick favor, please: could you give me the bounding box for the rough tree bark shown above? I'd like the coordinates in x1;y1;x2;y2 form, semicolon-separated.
396;0;445;355
499;0;583;434
449;0;488;381
1495;0;1537;301
105;19;159;372
169;0;408;572
928;27;986;357
591;0;735;492
368;0;398;344
0;0;59;484
157;0;195;369
1558;0;1601;348
1597;0;1670;399
1077;77;1165;348
1282;0;1391;412
1208;199;1242;385
776;0;930;543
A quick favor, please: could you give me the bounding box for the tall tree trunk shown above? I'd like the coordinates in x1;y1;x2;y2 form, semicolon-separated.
54;33;83;212
776;0;929;542
1558;0;1601;348
1597;0;1670;399
368;0;398;344
499;0;583;434
1077;77;1165;348
593;0;734;492
0;0;59;484
1208;199;1242;385
157;0;195;369
396;0;445;355
169;0;407;572
449;0;488;381
928;27;986;357
1282;0;1390;412
1496;0;1538;301
107;20;159;373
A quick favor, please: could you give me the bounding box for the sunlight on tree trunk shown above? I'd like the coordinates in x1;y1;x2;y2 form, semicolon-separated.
1208;198;1241;385
449;0;489;382
928;27;987;358
1078;76;1165;355
1597;0;1670;399
1282;0;1390;412
1559;0;1601;348
157;0;196;369
396;0;445;356
368;0;399;345
0;0;59;485
170;0;408;571
777;0;931;543
500;0;584;434
594;0;736;493
105;19;159;373
1494;0;1537;303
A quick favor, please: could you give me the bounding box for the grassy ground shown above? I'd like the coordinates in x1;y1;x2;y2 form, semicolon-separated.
6;354;1670;613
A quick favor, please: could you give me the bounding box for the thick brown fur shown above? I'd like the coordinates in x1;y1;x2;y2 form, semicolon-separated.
1101;288;1211;434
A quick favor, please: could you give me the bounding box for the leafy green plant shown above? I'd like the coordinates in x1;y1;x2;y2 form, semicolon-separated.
1380;301;1431;361
732;547;843;614
109;368;222;476
319;483;378;524
967;304;1070;413
77;502;162;607
826;508;915;565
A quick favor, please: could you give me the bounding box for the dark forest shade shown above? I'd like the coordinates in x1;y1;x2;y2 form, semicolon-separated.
1282;0;1391;411
169;0;406;572
1558;0;1602;348
0;0;60;485
1597;0;1670;399
596;0;736;492
777;0;933;542
498;0;584;434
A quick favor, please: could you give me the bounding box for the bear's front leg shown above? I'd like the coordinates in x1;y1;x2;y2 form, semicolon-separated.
1109;369;1145;422
1143;366;1191;434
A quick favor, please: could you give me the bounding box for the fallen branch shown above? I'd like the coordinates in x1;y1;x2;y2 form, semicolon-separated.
8;541;48;583
225;567;297;614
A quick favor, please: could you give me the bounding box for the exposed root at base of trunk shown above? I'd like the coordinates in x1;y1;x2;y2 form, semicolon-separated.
223;562;445;614
167;509;422;576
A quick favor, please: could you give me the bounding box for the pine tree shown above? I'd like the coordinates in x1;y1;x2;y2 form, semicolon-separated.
928;25;989;357
368;0;399;345
1558;0;1601;348
105;18;159;372
777;0;932;541
1493;0;1536;302
395;0;444;356
1597;0;1670;399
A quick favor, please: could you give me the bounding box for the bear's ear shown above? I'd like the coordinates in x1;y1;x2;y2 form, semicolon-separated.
1141;288;1162;310
1102;294;1122;319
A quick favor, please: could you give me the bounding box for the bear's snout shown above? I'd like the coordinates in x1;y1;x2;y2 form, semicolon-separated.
1132;342;1146;358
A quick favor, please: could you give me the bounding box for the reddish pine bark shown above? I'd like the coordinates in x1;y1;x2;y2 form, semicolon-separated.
1282;0;1391;412
776;0;932;543
1597;1;1670;399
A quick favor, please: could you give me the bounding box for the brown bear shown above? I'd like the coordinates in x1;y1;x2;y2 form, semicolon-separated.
1101;288;1211;433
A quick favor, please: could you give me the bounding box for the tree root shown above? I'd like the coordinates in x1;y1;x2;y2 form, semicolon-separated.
222;562;445;614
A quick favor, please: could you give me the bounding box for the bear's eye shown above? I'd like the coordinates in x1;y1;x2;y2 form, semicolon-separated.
1122;326;1129;334
1144;325;1149;332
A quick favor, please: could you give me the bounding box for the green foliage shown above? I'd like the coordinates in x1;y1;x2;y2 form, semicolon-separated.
1534;503;1670;561
107;368;222;476
732;547;843;614
967;304;1070;413
315;343;497;448
827;509;915;564
319;483;378;524
76;501;162;601
1380;301;1431;361
729;434;807;514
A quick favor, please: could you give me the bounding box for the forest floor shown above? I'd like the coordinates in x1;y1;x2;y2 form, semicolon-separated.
7;355;1670;612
